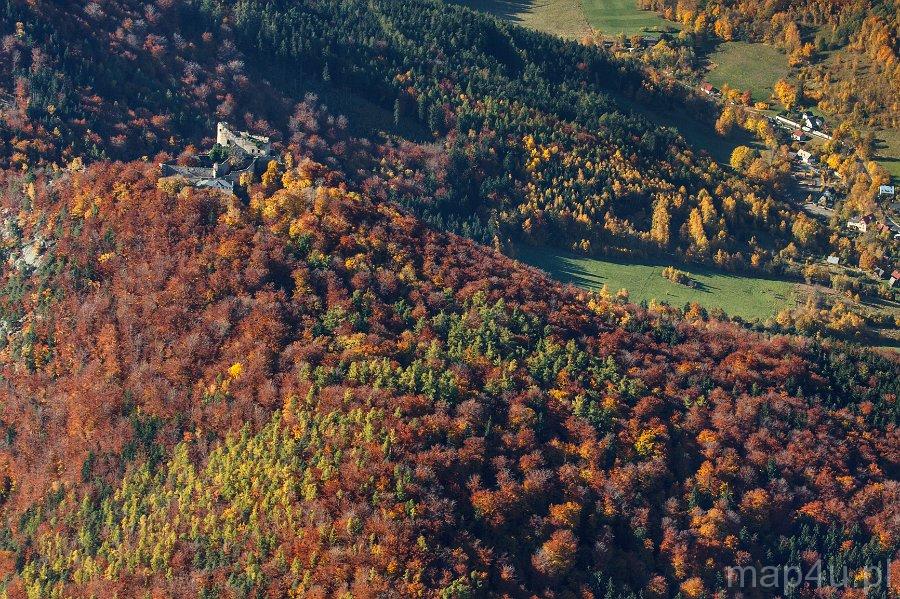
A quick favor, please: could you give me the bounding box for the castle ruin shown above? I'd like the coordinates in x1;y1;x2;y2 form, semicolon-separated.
216;122;272;157
160;123;276;194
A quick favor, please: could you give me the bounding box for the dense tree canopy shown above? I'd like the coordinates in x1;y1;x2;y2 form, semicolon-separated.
0;0;823;269
0;151;895;597
0;2;896;596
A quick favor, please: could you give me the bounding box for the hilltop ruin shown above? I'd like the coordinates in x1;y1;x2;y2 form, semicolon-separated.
160;122;276;194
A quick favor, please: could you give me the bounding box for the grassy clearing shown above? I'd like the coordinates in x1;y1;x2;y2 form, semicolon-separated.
581;0;673;36
705;42;789;102
451;0;590;39
515;245;796;321
872;128;900;182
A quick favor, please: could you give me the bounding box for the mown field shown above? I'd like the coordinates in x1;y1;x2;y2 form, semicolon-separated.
515;245;796;321
451;0;589;38
581;0;673;36
705;41;790;102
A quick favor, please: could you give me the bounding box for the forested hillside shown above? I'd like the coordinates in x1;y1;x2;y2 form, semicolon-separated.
0;0;897;596
0;0;291;165
0;151;897;597
1;0;831;270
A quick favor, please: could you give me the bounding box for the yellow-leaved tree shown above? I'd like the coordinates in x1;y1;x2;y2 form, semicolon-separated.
687;208;709;255
650;197;671;247
773;79;798;110
730;145;755;170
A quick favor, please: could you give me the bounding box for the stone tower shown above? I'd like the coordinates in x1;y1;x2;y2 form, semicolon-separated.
216;122;230;147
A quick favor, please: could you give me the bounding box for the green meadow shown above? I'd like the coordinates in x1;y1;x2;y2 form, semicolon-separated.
873;128;900;182
451;0;590;39
581;0;674;36
515;245;796;321
705;42;789;102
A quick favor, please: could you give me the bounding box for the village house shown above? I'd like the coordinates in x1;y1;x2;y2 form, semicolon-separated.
889;270;900;287
797;149;815;164
817;188;836;209
623;36;653;52
791;130;806;142
879;184;895;198
846;214;875;233
800;112;824;131
700;82;718;96
826;255;840;265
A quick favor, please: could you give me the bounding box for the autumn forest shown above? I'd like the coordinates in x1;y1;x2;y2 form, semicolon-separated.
0;0;896;597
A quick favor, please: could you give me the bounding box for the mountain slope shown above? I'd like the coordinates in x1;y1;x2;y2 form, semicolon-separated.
0;157;896;597
0;0;897;597
1;0;813;269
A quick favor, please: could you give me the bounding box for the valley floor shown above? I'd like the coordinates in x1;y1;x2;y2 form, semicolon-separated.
515;244;900;348
449;0;900;184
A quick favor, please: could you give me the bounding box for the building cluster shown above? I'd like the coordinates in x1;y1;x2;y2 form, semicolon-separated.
775;113;831;141
691;79;900;293
825;253;900;286
843;202;900;286
845;187;898;235
782;111;854;217
160;122;276;194
774;111;900;288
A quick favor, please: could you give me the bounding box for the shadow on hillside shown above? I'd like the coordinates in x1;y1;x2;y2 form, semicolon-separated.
450;0;534;22
602;89;762;166
875;153;899;173
543;256;716;294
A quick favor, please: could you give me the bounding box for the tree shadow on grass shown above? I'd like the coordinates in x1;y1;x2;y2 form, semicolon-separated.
450;0;535;22
859;295;900;316
875;154;899;180
538;256;609;289
687;280;712;293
